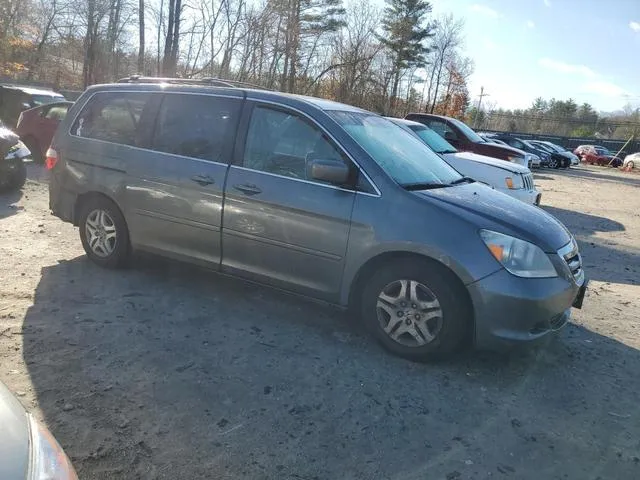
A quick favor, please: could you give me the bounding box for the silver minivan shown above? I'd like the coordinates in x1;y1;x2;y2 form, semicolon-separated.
47;78;587;360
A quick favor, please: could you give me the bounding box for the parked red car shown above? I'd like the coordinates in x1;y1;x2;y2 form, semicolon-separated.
574;145;622;167
16;101;73;163
405;113;532;168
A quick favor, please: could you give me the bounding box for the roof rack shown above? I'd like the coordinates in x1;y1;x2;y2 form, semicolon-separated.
117;75;271;91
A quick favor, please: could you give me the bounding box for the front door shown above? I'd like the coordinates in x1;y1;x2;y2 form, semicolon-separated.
125;92;243;266
221;103;356;300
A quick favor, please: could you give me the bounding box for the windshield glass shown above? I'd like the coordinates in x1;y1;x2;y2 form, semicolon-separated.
329;111;462;186
448;117;485;143
595;147;610;155
532;142;552;152
408;125;458;154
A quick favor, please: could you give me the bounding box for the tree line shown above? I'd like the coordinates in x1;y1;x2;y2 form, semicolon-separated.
0;0;473;117
471;97;640;140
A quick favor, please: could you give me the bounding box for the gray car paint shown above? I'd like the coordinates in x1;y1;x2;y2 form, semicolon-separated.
49;83;583;349
0;381;29;480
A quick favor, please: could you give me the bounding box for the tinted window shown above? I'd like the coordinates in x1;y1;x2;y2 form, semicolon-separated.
408;125;457;154
153;94;241;161
508;139;525;149
243;105;347;181
72;92;151;146
448;118;485;143
426;119;458;141
44;104;69;121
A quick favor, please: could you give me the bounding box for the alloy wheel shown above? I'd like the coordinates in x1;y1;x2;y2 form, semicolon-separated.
85;209;117;258
375;279;443;347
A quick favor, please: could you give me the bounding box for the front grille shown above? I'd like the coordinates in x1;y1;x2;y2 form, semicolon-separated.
558;238;584;286
522;173;534;191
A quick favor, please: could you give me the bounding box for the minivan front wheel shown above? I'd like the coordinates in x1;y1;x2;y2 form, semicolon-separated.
79;197;130;268
360;259;469;360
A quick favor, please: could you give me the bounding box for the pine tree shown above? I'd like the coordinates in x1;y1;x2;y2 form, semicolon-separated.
379;0;434;113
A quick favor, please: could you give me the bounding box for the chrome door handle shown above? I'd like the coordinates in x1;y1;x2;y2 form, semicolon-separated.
233;183;262;195
191;174;215;186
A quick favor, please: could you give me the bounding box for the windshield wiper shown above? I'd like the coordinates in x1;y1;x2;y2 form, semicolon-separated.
449;176;475;185
401;182;449;191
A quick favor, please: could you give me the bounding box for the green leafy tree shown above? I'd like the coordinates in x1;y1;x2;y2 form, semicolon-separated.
379;0;434;112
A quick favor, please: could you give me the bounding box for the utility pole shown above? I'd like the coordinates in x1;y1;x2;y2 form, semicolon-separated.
473;86;490;128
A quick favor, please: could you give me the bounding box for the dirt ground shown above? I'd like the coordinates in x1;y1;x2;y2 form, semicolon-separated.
1;164;639;480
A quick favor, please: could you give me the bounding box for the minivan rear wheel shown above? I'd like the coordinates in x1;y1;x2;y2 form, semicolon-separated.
79;197;130;268
360;259;469;360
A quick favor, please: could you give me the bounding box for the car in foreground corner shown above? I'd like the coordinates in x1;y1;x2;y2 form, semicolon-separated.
0;124;31;192
390;118;541;205
0;380;78;480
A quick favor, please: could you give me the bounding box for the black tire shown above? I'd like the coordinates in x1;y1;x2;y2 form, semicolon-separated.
0;162;26;193
22;137;43;164
78;196;130;268
359;258;471;361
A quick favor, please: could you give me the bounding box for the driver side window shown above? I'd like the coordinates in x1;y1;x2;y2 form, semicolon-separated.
243;105;346;182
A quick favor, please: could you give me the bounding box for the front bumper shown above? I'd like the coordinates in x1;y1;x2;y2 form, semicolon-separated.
500;187;541;205
468;268;581;351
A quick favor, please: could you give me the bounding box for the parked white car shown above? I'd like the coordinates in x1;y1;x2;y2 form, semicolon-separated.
391;118;541;205
623;152;639;169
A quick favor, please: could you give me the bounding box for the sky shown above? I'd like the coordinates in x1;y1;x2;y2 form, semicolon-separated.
426;0;640;112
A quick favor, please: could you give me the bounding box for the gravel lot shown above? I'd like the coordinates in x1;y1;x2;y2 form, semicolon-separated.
1;164;639;479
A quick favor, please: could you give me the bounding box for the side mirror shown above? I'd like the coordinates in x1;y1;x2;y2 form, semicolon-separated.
309;159;349;185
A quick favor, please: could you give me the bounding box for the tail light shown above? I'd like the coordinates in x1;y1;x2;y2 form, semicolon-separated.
45;148;58;170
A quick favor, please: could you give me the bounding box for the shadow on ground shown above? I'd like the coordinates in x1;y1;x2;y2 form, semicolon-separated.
0;189;23;219
562;166;640;187
22;255;640;479
543;205;639;286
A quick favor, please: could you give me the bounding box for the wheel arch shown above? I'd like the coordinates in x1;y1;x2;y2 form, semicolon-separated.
73;190;125;227
346;251;475;346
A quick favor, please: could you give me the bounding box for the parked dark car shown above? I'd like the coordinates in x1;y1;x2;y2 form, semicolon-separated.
0;124;31;192
485;133;558;168
48;77;587;360
537;141;580;166
0;85;66;127
0;379;78;479
405;113;533;168
528;140;571;168
16;101;73;163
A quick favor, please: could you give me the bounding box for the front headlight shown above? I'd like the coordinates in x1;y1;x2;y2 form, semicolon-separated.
27;414;78;480
504;176;523;189
479;230;557;278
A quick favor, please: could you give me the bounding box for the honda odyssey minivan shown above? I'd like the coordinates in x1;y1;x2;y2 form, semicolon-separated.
48;78;587;360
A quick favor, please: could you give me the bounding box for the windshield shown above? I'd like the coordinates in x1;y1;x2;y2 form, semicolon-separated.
595;147;610;155
329;111;462;187
448;117;485;143
408;125;458;154
31;94;66;107
532;142;553;152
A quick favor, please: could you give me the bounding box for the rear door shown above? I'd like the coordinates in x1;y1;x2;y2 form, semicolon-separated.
125;91;243;266
221;102;357;300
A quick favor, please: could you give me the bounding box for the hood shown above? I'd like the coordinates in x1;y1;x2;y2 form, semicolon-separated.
414;183;571;252
0;381;29;480
444;151;530;174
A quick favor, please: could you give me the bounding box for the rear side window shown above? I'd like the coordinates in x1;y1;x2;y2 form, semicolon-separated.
71;92;151;146
152;94;241;162
44;105;69;121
